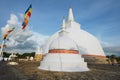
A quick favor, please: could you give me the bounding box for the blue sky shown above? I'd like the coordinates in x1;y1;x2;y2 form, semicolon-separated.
0;0;120;56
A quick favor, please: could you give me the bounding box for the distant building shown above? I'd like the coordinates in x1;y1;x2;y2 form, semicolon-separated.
43;8;106;64
34;46;43;61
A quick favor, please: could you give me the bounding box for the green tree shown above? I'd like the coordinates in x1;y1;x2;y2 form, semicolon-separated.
110;55;117;65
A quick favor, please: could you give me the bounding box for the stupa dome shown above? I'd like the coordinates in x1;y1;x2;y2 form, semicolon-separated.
43;8;106;63
49;31;78;50
44;8;105;56
38;21;89;72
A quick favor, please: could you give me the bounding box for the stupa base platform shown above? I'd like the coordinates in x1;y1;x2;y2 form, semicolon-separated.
38;54;89;72
82;54;107;64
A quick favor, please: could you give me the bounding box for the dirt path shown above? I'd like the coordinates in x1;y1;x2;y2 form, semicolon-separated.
0;61;120;80
13;61;120;80
0;61;28;80
0;62;18;80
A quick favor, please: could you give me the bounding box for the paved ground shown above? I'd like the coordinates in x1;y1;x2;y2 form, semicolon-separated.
0;61;120;80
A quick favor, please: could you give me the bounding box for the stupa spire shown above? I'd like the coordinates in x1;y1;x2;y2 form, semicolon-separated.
68;7;74;21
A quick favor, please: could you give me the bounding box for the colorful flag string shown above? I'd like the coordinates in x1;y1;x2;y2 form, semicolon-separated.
2;27;15;40
22;4;32;30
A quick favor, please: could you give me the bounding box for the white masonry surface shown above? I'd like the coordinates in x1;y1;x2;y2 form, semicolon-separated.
39;18;89;72
43;8;105;57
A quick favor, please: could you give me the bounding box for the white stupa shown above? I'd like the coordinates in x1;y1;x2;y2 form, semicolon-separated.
35;46;43;61
43;8;106;63
35;45;42;54
38;19;89;72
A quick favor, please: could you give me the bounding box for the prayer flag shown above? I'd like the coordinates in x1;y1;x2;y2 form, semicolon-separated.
2;27;15;40
22;4;32;30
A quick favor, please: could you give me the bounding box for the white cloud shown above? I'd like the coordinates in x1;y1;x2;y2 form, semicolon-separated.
1;14;21;35
13;30;33;43
1;13;49;54
7;14;19;25
103;46;120;56
28;32;49;46
100;40;113;47
18;13;24;19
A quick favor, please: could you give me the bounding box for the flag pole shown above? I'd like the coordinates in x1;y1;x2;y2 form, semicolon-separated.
0;40;5;61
